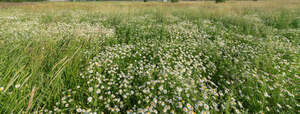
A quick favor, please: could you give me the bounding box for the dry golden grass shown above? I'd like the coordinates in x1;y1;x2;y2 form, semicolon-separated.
1;0;299;11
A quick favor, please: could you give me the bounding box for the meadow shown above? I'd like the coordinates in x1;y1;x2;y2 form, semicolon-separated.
0;0;299;113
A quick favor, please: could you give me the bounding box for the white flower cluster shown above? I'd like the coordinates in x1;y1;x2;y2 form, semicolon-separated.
77;39;237;113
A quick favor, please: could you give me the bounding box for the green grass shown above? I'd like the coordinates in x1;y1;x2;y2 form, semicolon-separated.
0;1;299;113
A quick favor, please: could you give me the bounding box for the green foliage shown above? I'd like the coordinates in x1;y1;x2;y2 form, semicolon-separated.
291;17;300;28
216;0;225;3
171;0;179;3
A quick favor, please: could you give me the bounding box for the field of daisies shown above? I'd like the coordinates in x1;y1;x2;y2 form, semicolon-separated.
0;1;299;113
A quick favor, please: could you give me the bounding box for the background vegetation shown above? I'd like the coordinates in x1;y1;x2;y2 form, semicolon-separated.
0;0;45;2
0;0;262;2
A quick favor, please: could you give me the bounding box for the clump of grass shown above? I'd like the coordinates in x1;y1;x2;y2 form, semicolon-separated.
291;17;300;28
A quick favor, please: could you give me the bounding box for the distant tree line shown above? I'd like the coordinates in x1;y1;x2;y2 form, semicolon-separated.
215;0;258;3
0;0;260;2
0;0;45;2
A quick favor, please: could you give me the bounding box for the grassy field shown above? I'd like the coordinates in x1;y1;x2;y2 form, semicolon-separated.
0;0;299;113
